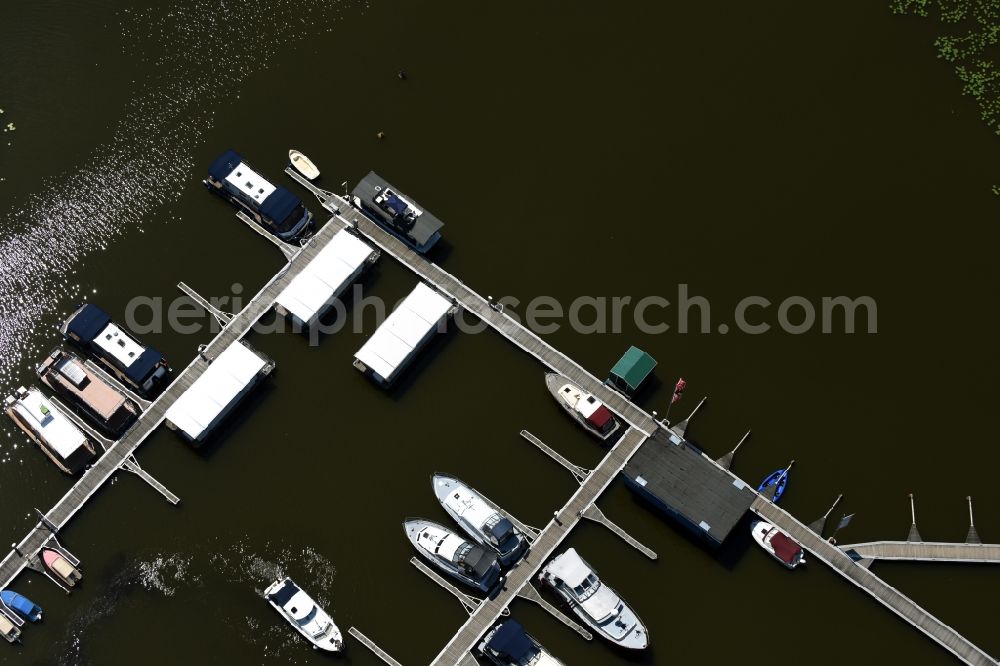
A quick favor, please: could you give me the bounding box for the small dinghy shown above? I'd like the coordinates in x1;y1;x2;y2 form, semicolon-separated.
0;590;41;622
289;149;320;181
757;468;789;503
42;548;82;588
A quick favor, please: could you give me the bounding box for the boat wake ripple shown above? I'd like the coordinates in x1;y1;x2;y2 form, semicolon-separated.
0;0;362;389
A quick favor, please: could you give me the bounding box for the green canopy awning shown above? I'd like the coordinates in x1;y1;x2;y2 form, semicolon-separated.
609;346;657;392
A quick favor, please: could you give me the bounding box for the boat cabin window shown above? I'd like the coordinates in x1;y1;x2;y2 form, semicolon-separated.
586;396;596;404
563;387;571;393
570;574;601;601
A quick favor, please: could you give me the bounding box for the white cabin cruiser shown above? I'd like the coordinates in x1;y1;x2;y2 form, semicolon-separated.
432;474;529;567
263;577;343;652
544;373;620;441
538;548;648;650
404;518;503;593
751;520;806;569
478;620;567;666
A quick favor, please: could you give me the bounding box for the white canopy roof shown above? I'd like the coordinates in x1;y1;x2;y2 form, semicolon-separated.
93;322;145;368
165;342;268;440
354;282;451;382
224;161;276;203
546;548;592;588
276;230;372;324
11;387;88;458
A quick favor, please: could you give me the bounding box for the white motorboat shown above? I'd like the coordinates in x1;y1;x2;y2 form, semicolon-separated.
289;149;320;181
478;619;566;666
544;373;620;441
263;577;343;651
404;518;503;593
538;548;648;650
751;520;806;569
432;474;529;567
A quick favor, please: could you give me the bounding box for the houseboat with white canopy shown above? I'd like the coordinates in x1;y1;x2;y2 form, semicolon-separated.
60;304;170;398
353;282;455;387
275;228;377;328
432;473;529;567
164;341;273;445
4;386;96;474
204;149;313;241
478;620;566;666
404;518;503;594
352;171;444;253
538;548;648;650
37;348;139;437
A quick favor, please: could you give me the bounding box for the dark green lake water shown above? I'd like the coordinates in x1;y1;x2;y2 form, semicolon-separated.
1;1;997;664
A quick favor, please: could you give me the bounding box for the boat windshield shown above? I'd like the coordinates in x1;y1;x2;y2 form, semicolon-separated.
295;606;318;626
571;574;601;601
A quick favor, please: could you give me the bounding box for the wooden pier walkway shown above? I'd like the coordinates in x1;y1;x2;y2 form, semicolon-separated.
0;217;350;595
752;497;998;666
427;427;648;666
279;182;1000;666
840;541;1000;564
348;626;404;666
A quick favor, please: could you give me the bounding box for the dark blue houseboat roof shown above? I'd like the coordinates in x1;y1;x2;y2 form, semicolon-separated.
125;348;165;384
258;187;302;222
487;620;532;660
208;149;243;181
66;304;112;343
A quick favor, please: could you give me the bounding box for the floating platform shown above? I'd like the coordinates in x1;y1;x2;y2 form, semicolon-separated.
622;429;755;546
353;282;454;387
164;341;274;444
275;228;377;328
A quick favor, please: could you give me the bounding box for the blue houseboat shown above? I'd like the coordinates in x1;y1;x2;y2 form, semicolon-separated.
60;304;170;398
204;150;313;241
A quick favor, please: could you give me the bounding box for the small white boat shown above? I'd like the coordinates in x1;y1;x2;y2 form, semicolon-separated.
538;548;648;650
751;520;806;569
544;373;621;441
289;149;320;181
263;577;343;651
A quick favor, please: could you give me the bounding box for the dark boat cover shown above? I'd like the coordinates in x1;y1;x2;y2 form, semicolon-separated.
771;532;801;564
385;194;408;217
586;405;615;431
490;518;514;543
208;149;243;181
486;620;533;660
123;347;165;384
464;546;498;578
65;304;112;343
258;187;302;223
267;579;299;606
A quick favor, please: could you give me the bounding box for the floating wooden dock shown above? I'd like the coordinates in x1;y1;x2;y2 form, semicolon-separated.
0;217;352;598
752;497;997;666
839;541;1000;565
348;626;404;666
286;178;999;666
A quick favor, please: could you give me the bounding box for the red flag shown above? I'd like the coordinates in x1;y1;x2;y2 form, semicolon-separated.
671;377;686;404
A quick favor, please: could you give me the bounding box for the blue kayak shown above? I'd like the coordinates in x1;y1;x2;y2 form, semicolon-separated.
758;469;789;503
0;590;42;622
